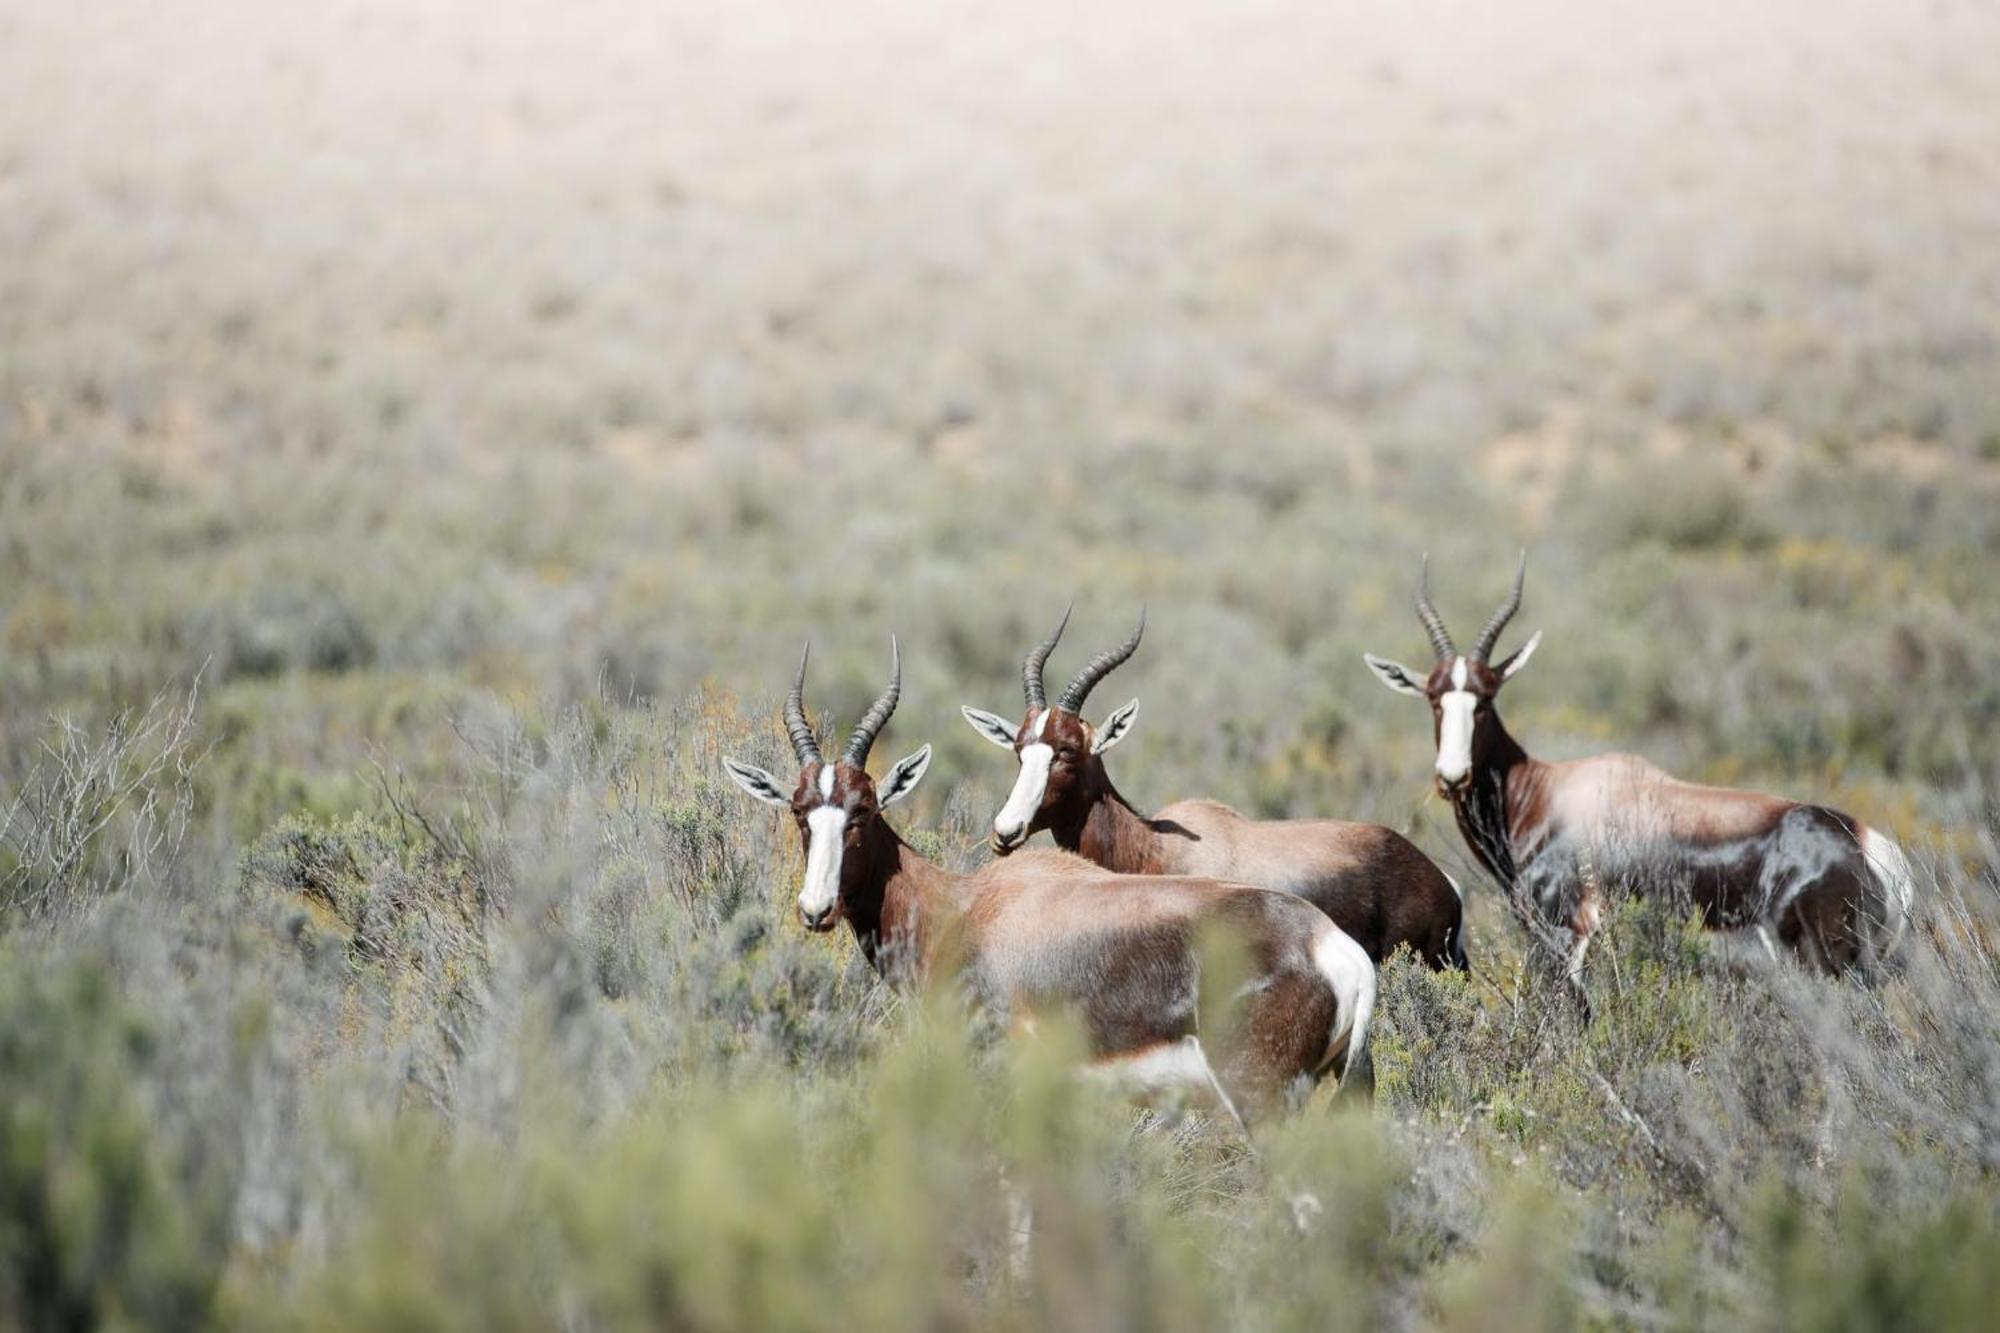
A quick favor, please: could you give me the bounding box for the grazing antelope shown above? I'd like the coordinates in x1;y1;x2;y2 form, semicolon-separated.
1364;555;1915;983
721;640;1376;1124
961;610;1467;970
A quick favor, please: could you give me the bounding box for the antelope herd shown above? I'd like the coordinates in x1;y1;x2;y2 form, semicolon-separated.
723;557;1919;1129
722;639;1374;1126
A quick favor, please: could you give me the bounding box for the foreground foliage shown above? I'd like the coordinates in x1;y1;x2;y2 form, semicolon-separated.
5;3;1999;1324
1;697;1995;1331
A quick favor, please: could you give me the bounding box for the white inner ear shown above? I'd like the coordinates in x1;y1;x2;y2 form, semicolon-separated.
1499;630;1542;679
722;757;791;807
880;744;932;806
1092;699;1139;754
961;706;1021;749
1363;654;1427;698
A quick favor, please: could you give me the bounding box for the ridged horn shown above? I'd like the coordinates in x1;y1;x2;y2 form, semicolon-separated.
1471;551;1527;663
784;642;822;765
1415;555;1456;662
1022;604;1071;710
1057;608;1144;713
843;636;902;766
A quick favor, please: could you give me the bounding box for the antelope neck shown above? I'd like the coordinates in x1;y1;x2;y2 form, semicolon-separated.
1445;710;1541;888
841;818;971;980
1058;770;1173;876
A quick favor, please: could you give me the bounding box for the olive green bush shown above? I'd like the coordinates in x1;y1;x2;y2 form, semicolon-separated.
6;1;2000;1325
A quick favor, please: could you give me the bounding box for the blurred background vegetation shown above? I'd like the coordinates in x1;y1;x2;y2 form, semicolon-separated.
2;0;1998;1326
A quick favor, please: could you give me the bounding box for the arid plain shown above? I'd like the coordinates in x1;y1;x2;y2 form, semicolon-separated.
3;1;2000;1326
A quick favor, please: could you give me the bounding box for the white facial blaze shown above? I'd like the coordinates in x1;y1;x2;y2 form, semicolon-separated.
1436;658;1476;786
994;709;1053;844
799;766;845;920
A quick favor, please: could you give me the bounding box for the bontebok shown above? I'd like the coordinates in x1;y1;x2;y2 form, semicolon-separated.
1364;555;1914;983
722;639;1376;1124
963;609;1467;970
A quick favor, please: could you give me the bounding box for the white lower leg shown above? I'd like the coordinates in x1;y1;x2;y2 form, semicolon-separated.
1566;928;1593;987
1188;1037;1252;1141
1002;1171;1033;1286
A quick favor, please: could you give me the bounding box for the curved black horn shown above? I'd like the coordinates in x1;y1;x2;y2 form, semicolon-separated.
1471;551;1527;663
1415;555;1456;663
1057;608;1145;713
784;642;822;765
844;636;902;766
1022;604;1071;711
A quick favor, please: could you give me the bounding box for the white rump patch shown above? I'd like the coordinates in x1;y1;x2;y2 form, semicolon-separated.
800;804;847;919
1860;827;1916;954
1311;927;1376;1086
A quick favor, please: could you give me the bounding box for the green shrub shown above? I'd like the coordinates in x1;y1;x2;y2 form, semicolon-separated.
0;960;231;1331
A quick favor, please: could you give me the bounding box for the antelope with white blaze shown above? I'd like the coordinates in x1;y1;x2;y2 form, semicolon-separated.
961;609;1467;971
1364;555;1915;982
722;639;1376;1125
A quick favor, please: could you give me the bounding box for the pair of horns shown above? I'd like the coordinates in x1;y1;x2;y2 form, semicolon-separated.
1414;551;1527;663
1022;606;1145;714
783;638;901;768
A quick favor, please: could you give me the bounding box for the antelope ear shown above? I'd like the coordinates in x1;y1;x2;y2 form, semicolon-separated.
1494;630;1542;681
1363;654;1428;698
878;744;932;806
960;706;1020;750
1092;699;1140;754
722;757;791;807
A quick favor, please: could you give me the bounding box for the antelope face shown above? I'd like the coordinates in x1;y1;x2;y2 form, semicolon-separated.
961;701;1138;853
722;751;931;930
1365;553;1541;798
965;604;1148;854
721;638;930;931
1373;656;1511;796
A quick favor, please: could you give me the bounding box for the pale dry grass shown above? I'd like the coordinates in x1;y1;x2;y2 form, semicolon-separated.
3;5;2000;1325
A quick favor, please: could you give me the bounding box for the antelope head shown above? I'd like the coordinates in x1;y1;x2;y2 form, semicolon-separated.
721;639;931;931
961;607;1144;854
1364;554;1542;797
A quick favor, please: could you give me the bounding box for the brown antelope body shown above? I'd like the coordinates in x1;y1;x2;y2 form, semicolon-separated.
723;641;1375;1124
1365;557;1915;981
963;611;1466;970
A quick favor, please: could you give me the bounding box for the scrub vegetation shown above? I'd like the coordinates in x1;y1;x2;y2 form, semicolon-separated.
3;0;1999;1327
